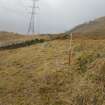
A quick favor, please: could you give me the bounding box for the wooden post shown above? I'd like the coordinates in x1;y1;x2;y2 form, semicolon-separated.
69;33;73;65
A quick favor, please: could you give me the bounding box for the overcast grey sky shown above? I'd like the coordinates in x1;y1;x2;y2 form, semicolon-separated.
0;0;105;34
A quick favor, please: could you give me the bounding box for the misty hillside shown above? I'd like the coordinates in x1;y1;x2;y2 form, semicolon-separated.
0;32;50;43
69;16;105;35
0;32;26;42
0;32;38;45
0;32;48;50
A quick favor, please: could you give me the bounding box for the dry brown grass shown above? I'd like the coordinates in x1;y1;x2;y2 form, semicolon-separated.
0;37;105;105
0;32;49;44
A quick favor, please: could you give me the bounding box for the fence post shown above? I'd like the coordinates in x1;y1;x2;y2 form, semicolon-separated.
69;33;73;65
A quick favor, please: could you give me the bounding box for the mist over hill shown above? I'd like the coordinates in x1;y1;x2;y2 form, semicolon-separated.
68;16;105;36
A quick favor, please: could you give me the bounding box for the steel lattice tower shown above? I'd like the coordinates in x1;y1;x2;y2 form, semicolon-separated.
28;0;39;35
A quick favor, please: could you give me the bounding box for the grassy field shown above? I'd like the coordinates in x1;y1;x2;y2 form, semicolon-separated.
0;37;105;105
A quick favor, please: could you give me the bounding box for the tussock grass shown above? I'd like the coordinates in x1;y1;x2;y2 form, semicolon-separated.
0;38;105;105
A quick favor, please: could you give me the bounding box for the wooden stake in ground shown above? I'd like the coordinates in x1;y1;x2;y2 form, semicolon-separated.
69;33;73;65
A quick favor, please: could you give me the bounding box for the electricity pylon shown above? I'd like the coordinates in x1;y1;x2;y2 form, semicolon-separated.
28;0;39;35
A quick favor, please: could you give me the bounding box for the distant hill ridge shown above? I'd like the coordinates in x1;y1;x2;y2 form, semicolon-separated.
0;32;27;43
69;16;105;36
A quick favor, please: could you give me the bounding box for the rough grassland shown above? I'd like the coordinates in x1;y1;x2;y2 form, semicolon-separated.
0;39;105;105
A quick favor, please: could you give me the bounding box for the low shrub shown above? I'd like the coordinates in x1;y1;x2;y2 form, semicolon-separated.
77;52;96;73
0;39;45;50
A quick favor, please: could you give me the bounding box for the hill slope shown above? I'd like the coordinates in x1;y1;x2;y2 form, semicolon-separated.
69;16;105;35
0;32;49;50
0;32;28;42
0;32;50;43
